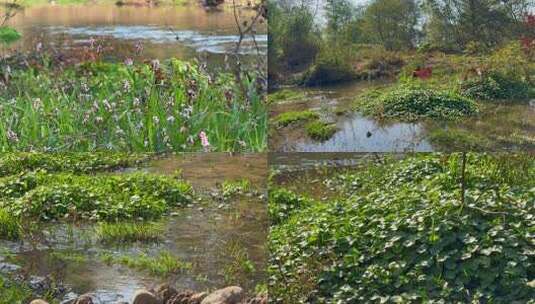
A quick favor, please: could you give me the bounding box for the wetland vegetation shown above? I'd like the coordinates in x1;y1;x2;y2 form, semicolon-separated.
268;0;534;151
0;0;268;152
269;153;535;303
0;153;268;303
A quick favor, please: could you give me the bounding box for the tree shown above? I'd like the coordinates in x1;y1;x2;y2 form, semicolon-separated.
361;0;420;50
423;0;532;51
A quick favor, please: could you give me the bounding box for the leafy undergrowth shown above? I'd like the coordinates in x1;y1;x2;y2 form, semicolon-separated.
459;71;532;101
0;155;192;225
0;152;150;177
269;154;535;303
0;171;192;221
0;58;266;152
0;276;33;304
356;84;479;121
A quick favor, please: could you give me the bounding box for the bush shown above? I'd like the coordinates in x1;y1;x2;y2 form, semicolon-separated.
303;46;356;86
459;71;531;100
269;154;535;303
357;84;479;121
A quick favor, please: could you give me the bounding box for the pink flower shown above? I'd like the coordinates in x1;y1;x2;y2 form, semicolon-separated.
124;58;134;66
199;131;210;148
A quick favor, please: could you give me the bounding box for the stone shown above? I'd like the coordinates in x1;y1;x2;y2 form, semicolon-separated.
30;300;49;304
132;289;162;304
153;284;178;303
74;294;94;304
200;286;244;304
190;292;208;304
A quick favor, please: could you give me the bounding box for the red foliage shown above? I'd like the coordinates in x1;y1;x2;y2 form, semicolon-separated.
412;67;433;79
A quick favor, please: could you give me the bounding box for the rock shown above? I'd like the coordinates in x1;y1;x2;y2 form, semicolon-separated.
60;291;79;304
28;276;52;295
74;294;94;304
246;294;267;304
190;292;208;304
0;262;21;274
201;287;244;304
132;289;162;304
153;284;177;303
30;300;49;304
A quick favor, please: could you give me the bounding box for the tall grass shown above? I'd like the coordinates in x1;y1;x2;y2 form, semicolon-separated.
100;251;191;276
95;222;164;243
0;208;21;240
0;59;266;152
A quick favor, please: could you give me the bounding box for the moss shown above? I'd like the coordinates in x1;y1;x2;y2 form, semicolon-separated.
95;222;164;243
356;84;479;121
305;121;337;141
274;110;319;127
268;89;305;104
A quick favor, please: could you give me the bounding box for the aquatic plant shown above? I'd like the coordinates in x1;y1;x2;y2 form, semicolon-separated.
0;172;192;221
221;179;251;197
305;120;337;141
222;240;257;287
100;250;191;276
269;153;535;303
268;188;314;225
267;90;306;104
0;153;150;177
95;222;164;243
0;59;266;152
273;110;318;127
356;85;479;121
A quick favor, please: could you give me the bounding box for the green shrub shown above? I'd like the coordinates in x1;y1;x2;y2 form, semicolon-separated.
305;121;337;141
303;50;356;86
459;72;531;100
357;85;479;121
270;154;535;303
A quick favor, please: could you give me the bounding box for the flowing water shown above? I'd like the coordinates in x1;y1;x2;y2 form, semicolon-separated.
3;3;266;66
270;82;535;152
0;153;267;302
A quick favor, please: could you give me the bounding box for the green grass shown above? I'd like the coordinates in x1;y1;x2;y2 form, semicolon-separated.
100;250;191;276
269;153;535;303
0;276;33;304
0;171;192;221
222;240;256;286
273;110;318;127
305;120;337;141
356;84;479;121
95;222;164;243
0;208;21;240
0;59;266;152
49;250;88;264
221;179;251;197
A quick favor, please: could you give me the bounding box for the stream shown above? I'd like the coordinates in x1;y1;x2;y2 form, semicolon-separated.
0;153;267;302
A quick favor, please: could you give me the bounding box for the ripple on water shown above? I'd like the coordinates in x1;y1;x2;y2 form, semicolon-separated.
47;25;268;55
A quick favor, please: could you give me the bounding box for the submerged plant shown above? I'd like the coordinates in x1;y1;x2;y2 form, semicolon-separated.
95;222;164;244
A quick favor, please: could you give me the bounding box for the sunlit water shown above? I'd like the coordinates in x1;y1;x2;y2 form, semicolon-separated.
3;3;266;65
0;153;267;302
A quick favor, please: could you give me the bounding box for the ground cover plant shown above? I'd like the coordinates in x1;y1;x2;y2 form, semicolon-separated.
0;56;267;152
355;84;479;122
269;153;535;303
